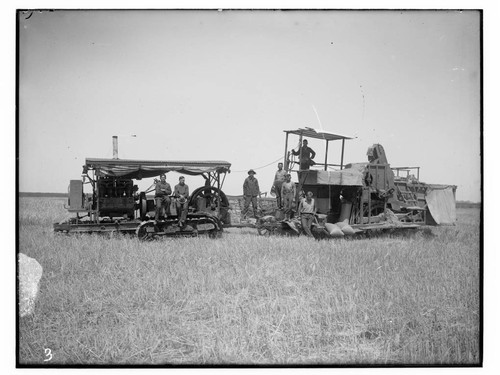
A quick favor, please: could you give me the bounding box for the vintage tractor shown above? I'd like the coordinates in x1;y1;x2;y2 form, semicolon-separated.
258;127;457;237
54;158;232;239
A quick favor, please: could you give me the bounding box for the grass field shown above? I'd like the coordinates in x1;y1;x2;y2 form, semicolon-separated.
17;197;481;365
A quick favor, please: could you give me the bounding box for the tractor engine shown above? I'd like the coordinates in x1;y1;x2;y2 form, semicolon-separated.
96;177;137;219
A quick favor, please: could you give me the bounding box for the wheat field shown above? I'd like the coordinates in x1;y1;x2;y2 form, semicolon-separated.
17;197;481;366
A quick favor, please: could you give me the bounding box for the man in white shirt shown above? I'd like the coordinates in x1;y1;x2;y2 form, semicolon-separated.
298;191;316;237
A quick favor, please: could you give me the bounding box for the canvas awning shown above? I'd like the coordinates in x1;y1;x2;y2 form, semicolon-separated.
85;158;231;179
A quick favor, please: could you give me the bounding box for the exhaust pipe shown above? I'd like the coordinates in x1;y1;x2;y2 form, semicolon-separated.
112;136;118;159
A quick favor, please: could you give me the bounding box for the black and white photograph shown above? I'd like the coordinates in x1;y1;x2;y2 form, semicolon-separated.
13;3;489;370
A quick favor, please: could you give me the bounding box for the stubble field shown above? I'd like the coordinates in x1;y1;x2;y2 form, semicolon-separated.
17;197;481;366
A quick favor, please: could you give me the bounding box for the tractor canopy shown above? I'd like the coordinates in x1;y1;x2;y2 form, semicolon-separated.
84;158;231;179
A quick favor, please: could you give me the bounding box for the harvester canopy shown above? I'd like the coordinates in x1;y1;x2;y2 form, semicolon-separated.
284;127;355;141
84;158;231;179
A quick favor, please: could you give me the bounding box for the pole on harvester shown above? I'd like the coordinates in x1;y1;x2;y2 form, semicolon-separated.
284;131;290;171
340;139;345;170
298;133;303;171
324;140;329;171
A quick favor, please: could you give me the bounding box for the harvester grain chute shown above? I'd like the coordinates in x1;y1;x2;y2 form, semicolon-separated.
256;127;457;237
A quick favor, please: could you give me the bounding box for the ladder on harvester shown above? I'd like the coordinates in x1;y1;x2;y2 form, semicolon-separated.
395;182;426;223
396;182;419;205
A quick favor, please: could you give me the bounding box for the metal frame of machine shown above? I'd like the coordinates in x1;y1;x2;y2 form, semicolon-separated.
54;158;232;238
259;127;457;236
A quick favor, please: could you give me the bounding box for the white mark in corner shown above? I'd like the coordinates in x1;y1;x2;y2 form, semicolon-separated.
43;348;53;362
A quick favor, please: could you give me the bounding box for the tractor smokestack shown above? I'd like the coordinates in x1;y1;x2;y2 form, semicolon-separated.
112;136;118;159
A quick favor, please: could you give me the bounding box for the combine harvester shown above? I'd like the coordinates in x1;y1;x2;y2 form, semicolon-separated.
257;128;457;238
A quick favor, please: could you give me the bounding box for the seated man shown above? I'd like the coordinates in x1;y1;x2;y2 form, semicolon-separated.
291;139;316;170
174;176;190;227
155;174;171;221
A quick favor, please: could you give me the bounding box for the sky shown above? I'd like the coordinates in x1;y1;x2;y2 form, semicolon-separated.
18;9;481;201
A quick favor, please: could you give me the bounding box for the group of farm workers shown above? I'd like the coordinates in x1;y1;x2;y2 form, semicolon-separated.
154;174;189;227
154;138;318;236
242;138;318;236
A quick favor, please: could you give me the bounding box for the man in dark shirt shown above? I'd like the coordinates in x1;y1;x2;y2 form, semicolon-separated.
174;176;190;227
155;174;172;221
242;169;260;219
292;139;316;170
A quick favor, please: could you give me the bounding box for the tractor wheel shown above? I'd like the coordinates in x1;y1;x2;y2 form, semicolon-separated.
188;186;230;216
136;221;156;241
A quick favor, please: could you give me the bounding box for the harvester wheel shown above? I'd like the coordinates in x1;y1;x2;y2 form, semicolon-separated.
257;224;272;236
363;201;385;217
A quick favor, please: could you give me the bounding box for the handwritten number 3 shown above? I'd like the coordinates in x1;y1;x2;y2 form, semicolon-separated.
44;348;53;362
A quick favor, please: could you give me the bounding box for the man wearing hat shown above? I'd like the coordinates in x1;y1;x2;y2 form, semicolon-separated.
155;174;172;221
242;169;260;219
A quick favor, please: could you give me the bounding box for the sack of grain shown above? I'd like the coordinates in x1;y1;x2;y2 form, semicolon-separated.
335;219;349;229
341;224;355;235
325;223;344;237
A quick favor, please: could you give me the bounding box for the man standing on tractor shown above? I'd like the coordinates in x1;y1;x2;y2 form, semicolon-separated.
298;191;317;237
273;162;287;209
174;176;190;227
292;139;316;170
242;169;260;219
281;173;296;221
155;174;172;221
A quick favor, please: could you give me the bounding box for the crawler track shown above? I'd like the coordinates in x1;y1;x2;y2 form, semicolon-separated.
54;212;223;239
